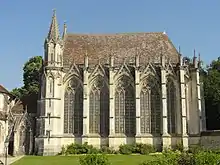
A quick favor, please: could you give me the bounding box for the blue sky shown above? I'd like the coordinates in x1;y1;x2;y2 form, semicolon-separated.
0;0;219;90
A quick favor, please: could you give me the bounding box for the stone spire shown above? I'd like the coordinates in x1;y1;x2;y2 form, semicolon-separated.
47;9;60;42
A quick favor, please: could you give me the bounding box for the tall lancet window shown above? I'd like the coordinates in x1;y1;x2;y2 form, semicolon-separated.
89;76;109;136
185;81;189;134
140;76;161;134
167;77;176;134
41;75;46;99
64;77;83;135
48;76;54;97
115;76;135;136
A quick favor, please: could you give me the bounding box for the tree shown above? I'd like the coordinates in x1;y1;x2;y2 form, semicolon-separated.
11;56;43;99
204;57;220;104
203;57;220;129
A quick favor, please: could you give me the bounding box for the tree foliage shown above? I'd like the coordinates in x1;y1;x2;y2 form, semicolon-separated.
203;57;220;104
11;56;43;99
203;57;220;129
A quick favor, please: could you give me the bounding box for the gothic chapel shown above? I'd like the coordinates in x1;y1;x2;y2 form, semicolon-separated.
36;11;205;155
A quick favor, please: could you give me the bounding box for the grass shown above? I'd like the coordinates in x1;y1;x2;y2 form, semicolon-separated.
11;155;155;165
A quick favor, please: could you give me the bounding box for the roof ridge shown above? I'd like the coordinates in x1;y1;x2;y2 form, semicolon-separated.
66;32;164;36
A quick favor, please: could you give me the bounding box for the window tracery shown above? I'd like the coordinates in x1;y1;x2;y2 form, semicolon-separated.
167;77;176;134
89;76;109;136
140;76;161;134
64;77;83;135
115;76;135;136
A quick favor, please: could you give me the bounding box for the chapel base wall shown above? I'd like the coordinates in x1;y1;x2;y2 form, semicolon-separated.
35;137;62;156
35;134;220;155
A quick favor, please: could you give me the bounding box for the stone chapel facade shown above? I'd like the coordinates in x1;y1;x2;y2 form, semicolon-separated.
36;11;205;155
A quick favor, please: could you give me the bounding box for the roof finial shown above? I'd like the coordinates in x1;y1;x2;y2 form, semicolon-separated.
178;46;181;54
193;49;196;58
198;52;201;68
62;21;67;39
198;52;201;62
193;49;197;67
53;8;56;16
163;30;166;35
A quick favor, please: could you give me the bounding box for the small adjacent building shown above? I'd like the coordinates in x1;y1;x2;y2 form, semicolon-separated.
0;85;34;156
0;85;11;156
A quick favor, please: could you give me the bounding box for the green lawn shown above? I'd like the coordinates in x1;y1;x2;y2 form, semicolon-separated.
12;155;155;165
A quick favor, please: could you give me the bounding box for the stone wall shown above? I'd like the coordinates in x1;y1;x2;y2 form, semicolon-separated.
201;131;220;149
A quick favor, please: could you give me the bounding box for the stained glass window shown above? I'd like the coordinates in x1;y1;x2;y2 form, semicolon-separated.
64;77;83;135
151;87;161;134
115;76;135;136
140;90;151;133
100;85;109;136
167;77;176;134
140;76;161;134
89;77;109;136
89;90;100;134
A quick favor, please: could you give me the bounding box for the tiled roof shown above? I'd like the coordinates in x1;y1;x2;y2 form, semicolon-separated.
63;32;179;67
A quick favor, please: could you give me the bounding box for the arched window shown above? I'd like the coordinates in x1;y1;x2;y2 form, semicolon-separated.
115;76;135;136
140;88;151;133
89;77;109;136
64;77;83;135
140;76;161;134
167;77;176;134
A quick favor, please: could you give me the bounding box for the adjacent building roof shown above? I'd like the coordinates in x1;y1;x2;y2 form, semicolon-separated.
0;85;10;94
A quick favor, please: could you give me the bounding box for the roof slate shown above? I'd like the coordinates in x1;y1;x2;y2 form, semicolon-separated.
63;32;179;66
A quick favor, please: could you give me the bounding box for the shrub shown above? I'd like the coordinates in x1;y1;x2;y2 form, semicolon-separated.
79;154;110;165
61;142;156;155
177;153;195;165
118;143;155;155
135;143;155;155
118;144;134;154
173;142;184;152
142;150;220;165
100;146;115;154
195;151;220;165
64;142;100;155
188;145;205;154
